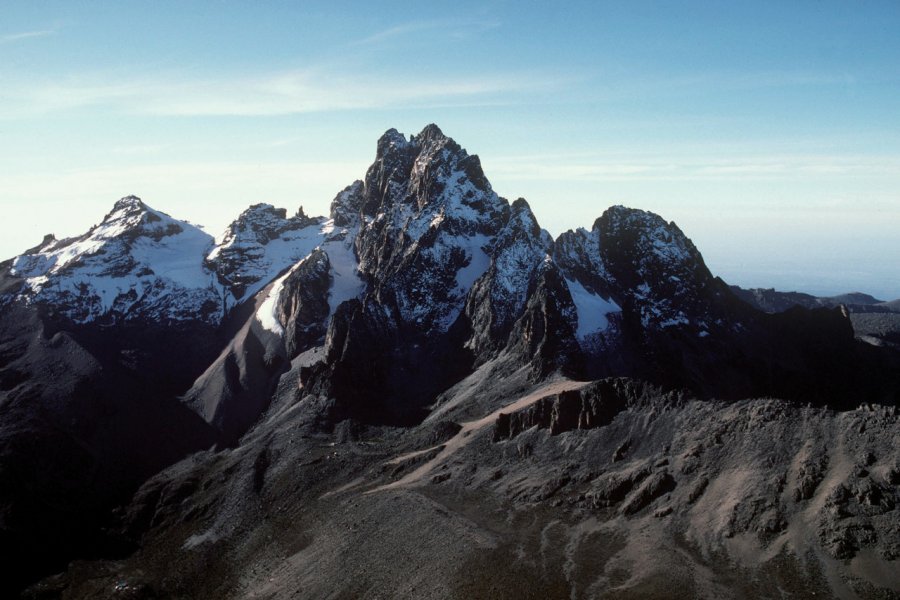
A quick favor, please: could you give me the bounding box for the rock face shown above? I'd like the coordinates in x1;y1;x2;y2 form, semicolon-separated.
206;203;322;304
300;125;518;423
493;379;683;440
276;249;332;359
464;198;552;362
1;125;899;599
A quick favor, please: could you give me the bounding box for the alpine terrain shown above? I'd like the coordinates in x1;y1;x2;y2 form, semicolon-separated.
1;125;898;599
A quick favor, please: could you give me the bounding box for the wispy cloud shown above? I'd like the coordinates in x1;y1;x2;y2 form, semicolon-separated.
486;154;900;183
1;67;564;118
351;18;500;46
0;29;57;44
352;21;444;46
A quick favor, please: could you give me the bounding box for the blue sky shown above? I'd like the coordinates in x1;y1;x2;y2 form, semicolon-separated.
2;1;899;298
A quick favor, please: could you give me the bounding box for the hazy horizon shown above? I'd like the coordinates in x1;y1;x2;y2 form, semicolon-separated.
2;1;898;299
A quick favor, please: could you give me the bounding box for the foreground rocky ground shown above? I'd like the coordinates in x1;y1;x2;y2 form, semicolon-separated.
26;362;900;599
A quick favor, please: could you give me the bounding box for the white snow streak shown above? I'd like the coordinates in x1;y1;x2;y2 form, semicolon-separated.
565;278;620;339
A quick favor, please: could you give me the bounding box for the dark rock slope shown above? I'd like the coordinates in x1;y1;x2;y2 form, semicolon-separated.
25;371;899;599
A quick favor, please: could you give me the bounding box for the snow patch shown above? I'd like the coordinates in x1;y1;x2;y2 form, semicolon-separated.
660;316;690;328
454;234;491;292
322;235;366;316
565;278;621;339
256;269;293;335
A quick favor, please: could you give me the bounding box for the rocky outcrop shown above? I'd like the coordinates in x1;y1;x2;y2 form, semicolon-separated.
299;125;516;424
276;250;331;359
503;261;582;378
494;378;682;440
329;181;366;227
354;124;507;335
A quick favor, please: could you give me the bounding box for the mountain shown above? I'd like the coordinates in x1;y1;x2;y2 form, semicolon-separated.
730;286;890;314
6;195;223;324
732;285;900;350
2;125;899;599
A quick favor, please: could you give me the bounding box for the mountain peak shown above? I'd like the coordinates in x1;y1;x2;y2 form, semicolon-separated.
412;123;447;144
220;203;318;247
207;201;327;302
112;194;145;211
102;195;154;226
376;128;411;156
95;196;184;243
7;195;219;324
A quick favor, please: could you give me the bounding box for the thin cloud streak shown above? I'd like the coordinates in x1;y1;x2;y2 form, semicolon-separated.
486;154;900;182
351;18;501;46
352;21;444;45
0;29;57;44
0;160;366;198
1;68;561;118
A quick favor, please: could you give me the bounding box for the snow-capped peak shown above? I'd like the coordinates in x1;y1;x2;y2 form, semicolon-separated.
353;125;510;333
9;196;224;324
11;196;196;280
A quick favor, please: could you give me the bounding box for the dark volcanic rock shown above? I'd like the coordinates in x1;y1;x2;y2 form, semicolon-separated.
494;378;681;441
0;304;218;596
354;124;507;335
464;198;551;363
183;308;289;444
330;180;366;227
300;125;514;424
504;260;582;378
277;249;331;359
621;470;676;515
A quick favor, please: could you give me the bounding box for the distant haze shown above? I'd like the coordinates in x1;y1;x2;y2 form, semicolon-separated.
1;1;898;299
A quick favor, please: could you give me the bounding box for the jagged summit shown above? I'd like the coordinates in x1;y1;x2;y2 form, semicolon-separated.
216;203;315;245
111;193;145;210
349;125;508;337
375;127;410;153
411;122;447;144
362;124;496;217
